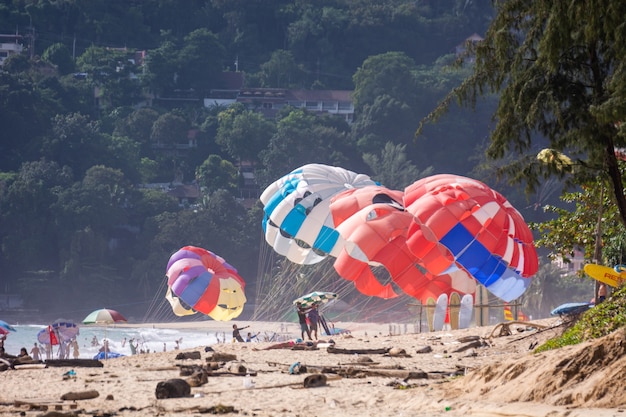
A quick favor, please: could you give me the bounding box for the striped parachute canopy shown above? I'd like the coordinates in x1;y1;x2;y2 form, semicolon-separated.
165;246;247;321
329;185;476;302
260;164;377;265
403;174;538;302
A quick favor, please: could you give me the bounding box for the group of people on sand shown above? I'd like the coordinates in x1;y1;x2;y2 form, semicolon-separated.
296;302;322;340
52;338;80;360
0;345;38;370
232;324;260;343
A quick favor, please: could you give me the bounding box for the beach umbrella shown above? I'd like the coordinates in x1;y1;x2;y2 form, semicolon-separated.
0;319;17;333
38;321;79;344
293;291;338;309
51;320;80;341
0;327;9;336
82;308;127;324
37;325;60;346
82;309;127;359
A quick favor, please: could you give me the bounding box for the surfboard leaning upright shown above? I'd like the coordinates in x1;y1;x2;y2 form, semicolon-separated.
449;292;461;330
433;293;448;332
459;294;473;329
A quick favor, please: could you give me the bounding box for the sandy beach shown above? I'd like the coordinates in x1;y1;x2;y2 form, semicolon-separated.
1;318;624;417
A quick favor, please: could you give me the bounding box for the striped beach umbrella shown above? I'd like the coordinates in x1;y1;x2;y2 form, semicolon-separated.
293;291;338;309
82;308;127;325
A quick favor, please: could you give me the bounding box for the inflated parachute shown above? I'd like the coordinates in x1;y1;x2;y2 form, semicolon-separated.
260;164;377;265
165;246;246;321
403;174;538;302
329;186;476;301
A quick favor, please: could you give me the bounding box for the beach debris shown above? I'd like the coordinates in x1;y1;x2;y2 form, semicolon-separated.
175;351;201;360
227;362;247;373
416;346;433;354
60;389;100;401
186;368;209;387
488;321;547;339
327;346;389;355
206;352;237;362
387;347;411;357
304;374;327;388
456;335;481;343
36;411;78;417
289;361;301;374
243;373;255;388
342;368;428;380
62;369;76;380
453;339;488;353
13;399;77;413
462;349;478;357
46;359;103;368
179;364;203;376
155;378;191;399
196;404;236;414
387;379;423;390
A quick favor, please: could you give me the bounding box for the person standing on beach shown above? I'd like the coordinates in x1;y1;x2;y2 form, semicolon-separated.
44;343;52;360
307;304;321;340
232;324;249;342
71;339;79;359
30;343;41;361
296;302;312;340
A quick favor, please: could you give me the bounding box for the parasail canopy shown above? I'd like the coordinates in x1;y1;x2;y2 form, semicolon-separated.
166;246;247;321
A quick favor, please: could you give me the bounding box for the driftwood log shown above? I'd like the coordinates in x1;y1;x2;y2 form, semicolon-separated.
206;352;237;362
175;351;201;360
46;359;103;368
327;346;389;355
60;390;100;401
326;367;428;380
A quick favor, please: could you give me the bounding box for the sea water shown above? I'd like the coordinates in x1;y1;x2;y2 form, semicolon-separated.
2;324;222;359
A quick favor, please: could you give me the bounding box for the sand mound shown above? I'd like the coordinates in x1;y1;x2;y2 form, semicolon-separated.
451;327;626;408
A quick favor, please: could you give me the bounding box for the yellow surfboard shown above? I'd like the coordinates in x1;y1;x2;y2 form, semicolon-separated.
449;292;461;330
583;264;626;288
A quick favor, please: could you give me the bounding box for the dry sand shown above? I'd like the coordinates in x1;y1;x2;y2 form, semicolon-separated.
1;318;625;417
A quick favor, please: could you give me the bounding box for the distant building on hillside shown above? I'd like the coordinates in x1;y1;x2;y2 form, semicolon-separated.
0;33;24;66
204;77;355;123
